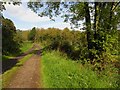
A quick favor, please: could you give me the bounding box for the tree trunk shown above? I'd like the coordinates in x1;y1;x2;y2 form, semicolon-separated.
84;2;92;50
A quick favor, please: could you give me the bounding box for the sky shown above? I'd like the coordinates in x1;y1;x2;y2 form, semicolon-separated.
2;2;74;31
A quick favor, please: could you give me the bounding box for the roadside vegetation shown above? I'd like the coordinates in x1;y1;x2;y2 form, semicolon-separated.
37;27;119;88
27;2;119;88
2;1;120;88
42;51;119;88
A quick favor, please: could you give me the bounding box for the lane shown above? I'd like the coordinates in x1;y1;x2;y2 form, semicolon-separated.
6;45;42;88
2;44;35;74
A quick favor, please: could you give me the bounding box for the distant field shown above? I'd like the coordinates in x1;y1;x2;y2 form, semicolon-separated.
41;51;118;88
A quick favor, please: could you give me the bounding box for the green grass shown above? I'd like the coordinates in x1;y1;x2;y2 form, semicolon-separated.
20;41;33;53
2;55;14;61
41;51;118;88
1;54;33;88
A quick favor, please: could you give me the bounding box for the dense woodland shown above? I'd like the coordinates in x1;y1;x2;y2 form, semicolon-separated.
2;1;120;88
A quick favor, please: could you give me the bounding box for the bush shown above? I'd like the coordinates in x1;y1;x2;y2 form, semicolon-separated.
42;51;119;88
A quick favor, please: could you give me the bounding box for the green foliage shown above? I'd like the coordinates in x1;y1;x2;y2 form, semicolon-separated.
42;51;118;88
15;30;24;44
21;30;30;41
105;30;119;55
20;41;33;53
37;28;87;60
28;2;120;71
28;27;36;42
2;2;119;88
2;17;21;55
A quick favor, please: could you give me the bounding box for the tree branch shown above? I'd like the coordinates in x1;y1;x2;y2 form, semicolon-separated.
112;1;120;11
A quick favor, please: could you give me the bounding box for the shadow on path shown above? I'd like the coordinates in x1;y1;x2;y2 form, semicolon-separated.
2;44;37;74
6;44;42;88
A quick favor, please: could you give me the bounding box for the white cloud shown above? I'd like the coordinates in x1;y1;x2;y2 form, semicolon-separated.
2;3;81;30
50;22;71;29
3;3;50;23
38;21;71;30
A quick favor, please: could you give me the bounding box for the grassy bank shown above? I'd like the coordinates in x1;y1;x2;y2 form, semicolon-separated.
1;54;33;88
41;51;118;88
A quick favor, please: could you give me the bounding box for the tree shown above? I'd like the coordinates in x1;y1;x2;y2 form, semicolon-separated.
2;17;21;55
28;27;36;42
27;1;120;68
15;29;24;44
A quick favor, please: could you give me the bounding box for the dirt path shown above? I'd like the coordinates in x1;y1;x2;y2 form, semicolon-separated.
6;44;42;88
2;44;36;74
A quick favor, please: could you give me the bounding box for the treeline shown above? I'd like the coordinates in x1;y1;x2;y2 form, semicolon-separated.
26;2;120;72
30;27;87;60
27;27;119;71
2;15;119;71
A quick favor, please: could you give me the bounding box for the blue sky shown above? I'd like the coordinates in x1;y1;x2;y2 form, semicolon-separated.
3;2;72;30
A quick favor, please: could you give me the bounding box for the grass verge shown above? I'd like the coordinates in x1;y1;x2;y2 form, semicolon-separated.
41;51;118;88
1;54;33;88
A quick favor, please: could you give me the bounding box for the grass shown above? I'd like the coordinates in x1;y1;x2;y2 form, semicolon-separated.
41;51;119;88
2;55;14;61
20;41;33;53
1;54;33;88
